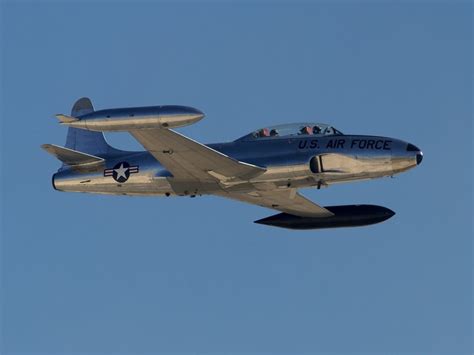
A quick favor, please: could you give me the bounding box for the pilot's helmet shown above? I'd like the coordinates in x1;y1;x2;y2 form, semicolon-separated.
300;126;312;135
270;129;278;136
260;128;270;137
313;125;321;134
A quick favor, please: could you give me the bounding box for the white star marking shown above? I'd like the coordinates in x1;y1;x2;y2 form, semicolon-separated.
114;163;129;180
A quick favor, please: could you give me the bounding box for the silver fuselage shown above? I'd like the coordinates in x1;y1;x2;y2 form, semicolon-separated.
53;133;422;196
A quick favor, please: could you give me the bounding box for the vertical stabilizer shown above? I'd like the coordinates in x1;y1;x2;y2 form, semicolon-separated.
65;97;110;156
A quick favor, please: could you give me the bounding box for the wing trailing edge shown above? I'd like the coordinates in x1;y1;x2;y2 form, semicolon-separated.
216;189;334;217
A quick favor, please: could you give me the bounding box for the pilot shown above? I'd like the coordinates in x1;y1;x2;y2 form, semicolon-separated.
270;129;279;136
299;126;312;135
259;128;270;137
312;125;322;134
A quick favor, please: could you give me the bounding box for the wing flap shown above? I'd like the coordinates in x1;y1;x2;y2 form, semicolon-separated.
216;189;334;217
130;128;265;182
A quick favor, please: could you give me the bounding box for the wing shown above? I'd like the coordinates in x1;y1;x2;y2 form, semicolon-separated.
130;128;265;182
215;189;334;217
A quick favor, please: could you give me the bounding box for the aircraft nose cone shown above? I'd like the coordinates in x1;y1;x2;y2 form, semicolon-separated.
406;143;423;165
416;151;423;165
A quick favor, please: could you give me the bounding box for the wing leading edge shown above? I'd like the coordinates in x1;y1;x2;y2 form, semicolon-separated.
130;128;265;182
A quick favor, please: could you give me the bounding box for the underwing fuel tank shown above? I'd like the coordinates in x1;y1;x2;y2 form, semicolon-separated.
254;205;395;230
56;105;204;131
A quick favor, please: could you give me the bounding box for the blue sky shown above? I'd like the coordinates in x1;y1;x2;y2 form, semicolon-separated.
1;1;472;354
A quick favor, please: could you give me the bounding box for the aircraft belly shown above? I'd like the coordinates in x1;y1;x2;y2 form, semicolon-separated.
53;173;174;196
167;179;221;196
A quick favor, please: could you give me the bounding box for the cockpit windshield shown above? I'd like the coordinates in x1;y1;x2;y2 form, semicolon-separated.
235;122;343;141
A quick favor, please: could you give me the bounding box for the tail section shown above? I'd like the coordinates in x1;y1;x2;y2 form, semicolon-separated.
65;97;111;156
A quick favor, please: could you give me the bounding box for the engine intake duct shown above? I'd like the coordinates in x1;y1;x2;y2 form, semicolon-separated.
254;204;395;230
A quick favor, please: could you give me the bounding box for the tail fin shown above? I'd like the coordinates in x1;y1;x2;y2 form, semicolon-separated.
65;97;111;156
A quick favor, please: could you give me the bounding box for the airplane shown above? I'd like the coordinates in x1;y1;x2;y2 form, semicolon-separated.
42;97;423;230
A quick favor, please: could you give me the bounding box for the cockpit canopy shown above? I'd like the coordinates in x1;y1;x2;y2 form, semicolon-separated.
235;122;343;141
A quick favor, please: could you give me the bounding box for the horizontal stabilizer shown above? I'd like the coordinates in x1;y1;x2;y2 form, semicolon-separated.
41;144;104;167
55;114;79;123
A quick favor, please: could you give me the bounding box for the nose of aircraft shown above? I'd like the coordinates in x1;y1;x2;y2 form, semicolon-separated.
406;143;423;165
416;151;423;165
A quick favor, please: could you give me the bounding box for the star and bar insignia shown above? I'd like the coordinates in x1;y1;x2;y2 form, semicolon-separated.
104;162;139;183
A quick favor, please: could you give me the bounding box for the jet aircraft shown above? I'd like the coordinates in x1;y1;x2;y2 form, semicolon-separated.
43;98;423;229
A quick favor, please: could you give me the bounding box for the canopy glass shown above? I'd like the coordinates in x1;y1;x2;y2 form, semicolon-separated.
235;122;343;141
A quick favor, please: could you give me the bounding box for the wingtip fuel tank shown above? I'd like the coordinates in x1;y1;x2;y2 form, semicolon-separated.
58;105;204;131
254;205;395;230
